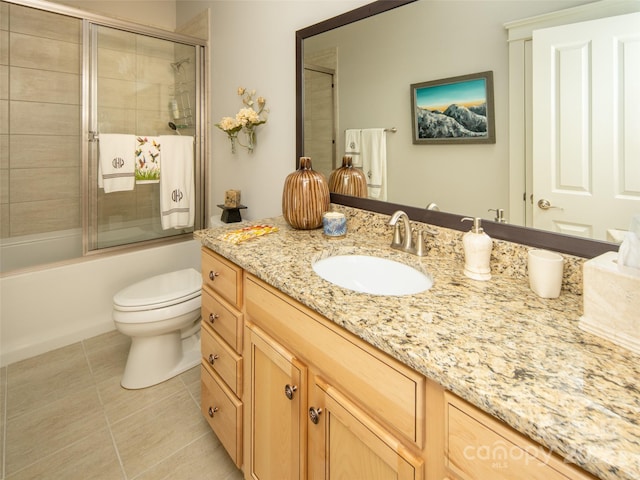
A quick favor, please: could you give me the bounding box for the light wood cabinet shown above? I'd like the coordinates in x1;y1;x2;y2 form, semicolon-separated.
245;322;307;480
200;248;244;468
244;273;425;480
200;246;597;480
308;375;424;480
444;392;597;480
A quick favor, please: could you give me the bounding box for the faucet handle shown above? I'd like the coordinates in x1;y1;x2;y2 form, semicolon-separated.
391;223;403;248
415;227;438;256
415;230;426;256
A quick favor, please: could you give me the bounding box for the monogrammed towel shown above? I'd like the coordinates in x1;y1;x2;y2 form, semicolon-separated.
159;135;194;230
98;134;136;193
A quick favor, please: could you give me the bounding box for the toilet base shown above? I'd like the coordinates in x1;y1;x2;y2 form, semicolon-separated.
121;329;201;390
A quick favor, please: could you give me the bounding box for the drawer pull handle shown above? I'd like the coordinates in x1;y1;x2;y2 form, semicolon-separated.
309;407;323;424
209;271;220;281
208;354;219;365
208;406;219;417
284;384;297;400
208;313;219;324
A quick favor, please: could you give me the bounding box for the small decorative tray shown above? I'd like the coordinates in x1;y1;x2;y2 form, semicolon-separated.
218;224;279;244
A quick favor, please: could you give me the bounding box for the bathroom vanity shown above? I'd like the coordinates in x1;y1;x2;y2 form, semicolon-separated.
196;207;639;480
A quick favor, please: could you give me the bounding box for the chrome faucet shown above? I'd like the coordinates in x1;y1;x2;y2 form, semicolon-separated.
388;210;416;254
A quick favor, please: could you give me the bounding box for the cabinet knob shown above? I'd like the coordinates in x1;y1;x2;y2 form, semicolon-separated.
208;406;219;417
284;384;298;400
208;313;219;324
309;407;323;424
208;354;219;365
209;271;220;281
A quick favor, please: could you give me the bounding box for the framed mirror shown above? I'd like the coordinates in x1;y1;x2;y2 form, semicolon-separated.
296;0;635;258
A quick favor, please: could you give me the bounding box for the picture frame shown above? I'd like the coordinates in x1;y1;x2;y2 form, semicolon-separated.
410;71;495;144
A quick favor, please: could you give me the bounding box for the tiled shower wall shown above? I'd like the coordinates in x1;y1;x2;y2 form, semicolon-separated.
92;26;195;238
0;1;197;244
0;2;82;238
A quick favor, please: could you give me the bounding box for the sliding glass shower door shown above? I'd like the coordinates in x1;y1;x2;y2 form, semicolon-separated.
87;24;202;251
1;0;205;274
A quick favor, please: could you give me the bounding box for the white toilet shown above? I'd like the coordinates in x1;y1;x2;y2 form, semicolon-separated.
113;268;202;389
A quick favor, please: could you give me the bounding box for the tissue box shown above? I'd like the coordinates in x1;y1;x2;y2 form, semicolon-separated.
579;251;640;354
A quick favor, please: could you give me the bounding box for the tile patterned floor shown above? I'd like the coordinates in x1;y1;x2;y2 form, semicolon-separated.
0;331;244;480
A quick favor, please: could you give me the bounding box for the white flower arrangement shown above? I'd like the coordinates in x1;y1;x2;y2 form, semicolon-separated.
215;87;268;153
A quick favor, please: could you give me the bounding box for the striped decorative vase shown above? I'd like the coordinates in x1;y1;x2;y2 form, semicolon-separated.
282;157;330;229
328;156;367;197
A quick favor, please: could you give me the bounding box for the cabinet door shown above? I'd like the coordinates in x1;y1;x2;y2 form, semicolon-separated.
308;376;424;480
246;322;307;480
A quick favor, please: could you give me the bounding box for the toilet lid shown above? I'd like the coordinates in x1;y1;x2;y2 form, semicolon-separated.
113;268;202;310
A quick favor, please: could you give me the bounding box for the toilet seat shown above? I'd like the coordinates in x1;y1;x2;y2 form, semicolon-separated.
113;268;202;312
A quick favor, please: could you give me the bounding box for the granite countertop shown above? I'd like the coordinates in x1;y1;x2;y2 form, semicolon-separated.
196;208;640;480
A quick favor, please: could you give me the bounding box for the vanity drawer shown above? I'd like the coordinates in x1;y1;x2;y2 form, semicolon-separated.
445;392;596;480
201;325;242;396
201;362;242;468
201;248;243;308
244;274;425;447
201;288;243;354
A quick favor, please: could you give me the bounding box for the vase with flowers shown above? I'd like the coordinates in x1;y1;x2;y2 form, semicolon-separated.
215;87;268;153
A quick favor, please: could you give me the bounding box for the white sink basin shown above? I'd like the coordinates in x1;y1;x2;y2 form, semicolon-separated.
312;255;433;296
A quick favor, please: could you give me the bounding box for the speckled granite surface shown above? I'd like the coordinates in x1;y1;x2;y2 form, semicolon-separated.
196;206;639;480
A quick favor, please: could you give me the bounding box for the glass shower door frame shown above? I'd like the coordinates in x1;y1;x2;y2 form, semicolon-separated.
81;19;206;257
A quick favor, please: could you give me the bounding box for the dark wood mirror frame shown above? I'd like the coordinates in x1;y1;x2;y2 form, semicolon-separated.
295;0;616;259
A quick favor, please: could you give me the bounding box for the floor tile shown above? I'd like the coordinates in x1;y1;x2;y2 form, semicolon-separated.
5;385;107;475
97;374;185;424
84;334;131;384
82;330;129;354
180;365;202;405
110;389;211;479
3;331;236;480
6;343;93;419
134;431;242;480
6;428;123;480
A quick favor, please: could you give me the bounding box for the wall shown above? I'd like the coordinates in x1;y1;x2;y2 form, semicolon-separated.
176;0;371;223
1;3;82;239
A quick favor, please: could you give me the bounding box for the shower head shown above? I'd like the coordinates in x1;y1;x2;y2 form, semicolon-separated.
170;58;191;72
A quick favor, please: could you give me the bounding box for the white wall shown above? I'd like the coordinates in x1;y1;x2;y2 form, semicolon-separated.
176;0;371;223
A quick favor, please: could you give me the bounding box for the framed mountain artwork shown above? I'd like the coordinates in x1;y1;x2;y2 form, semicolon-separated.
411;71;495;144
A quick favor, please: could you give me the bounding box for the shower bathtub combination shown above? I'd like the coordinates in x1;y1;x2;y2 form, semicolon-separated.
0;0;207;366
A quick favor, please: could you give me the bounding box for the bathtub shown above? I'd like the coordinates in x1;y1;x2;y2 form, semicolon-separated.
0;228;83;274
0;236;201;366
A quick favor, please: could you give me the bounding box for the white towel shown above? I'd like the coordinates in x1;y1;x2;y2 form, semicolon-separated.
361;128;387;201
160;135;194;230
135;136;161;184
345;129;362;167
98;134;136;193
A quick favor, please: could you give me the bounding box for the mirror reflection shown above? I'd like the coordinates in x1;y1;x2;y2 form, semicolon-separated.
301;0;640;244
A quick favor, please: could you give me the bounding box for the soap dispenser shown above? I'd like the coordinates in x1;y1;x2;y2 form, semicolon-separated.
461;217;492;281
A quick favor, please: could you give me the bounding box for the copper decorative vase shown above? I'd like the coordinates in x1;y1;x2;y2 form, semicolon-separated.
282;157;330;229
328;156;367;198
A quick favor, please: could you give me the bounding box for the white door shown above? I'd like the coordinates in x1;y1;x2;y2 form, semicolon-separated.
532;12;640;242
